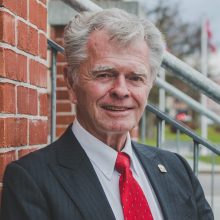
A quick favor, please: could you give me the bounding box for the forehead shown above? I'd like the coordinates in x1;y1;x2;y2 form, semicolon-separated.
86;30;150;66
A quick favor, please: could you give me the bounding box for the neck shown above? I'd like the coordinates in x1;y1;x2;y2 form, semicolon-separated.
76;118;129;151
102;133;128;151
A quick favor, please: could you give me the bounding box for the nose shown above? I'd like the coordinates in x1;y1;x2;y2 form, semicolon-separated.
110;76;130;99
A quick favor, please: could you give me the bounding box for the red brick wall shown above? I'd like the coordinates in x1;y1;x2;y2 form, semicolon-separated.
50;26;75;137
0;0;48;199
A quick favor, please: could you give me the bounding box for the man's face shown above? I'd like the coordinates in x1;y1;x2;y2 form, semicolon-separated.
70;30;154;142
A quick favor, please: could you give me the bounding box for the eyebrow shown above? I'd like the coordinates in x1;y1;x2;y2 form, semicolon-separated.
91;65;149;77
91;66;115;73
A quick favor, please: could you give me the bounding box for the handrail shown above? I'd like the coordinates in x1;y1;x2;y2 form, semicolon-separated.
59;0;220;105
47;39;220;125
47;37;220;155
146;104;220;156
162;53;220;104
47;39;63;142
48;39;64;53
60;0;102;12
48;2;219;215
156;77;220;124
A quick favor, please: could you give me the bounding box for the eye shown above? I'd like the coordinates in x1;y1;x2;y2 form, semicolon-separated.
128;75;145;82
94;72;117;81
96;73;113;78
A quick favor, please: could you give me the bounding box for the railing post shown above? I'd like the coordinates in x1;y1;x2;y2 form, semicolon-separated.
157;117;163;148
193;141;199;176
211;153;215;208
141;111;146;143
176;129;180;154
50;49;57;143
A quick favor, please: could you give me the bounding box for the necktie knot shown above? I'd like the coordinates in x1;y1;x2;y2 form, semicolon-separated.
115;152;130;174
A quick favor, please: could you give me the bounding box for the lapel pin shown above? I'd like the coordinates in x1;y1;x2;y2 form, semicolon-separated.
158;164;167;173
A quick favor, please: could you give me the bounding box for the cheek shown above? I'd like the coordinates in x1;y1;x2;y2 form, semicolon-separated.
135;87;151;105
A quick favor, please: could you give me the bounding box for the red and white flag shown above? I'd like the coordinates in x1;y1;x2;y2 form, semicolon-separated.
205;19;217;53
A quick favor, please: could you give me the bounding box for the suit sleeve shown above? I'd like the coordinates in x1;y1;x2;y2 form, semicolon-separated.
0;162;51;220
175;154;214;220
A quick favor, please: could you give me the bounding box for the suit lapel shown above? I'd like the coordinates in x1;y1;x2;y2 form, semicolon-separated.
132;142;177;220
49;126;115;220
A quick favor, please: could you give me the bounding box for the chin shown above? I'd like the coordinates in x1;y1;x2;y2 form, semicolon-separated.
102;122;134;134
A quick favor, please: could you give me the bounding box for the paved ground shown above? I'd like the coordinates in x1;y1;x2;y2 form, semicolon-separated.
199;173;220;218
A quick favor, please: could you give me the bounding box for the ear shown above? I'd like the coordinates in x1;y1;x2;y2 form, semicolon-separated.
64;66;78;104
68;87;78;104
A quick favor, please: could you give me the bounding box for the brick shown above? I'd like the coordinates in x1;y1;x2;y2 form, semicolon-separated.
17;0;27;19
17;86;38;115
0;151;16;182
52;26;64;39
0;118;28;147
28;88;38;115
0;0;27;18
57;76;66;87
0;11;15;45
29;0;39;27
54;38;64;47
39;33;47;59
29;59;38;85
39;0;47;6
17;86;28;114
4;49;17;80
56;126;66;137
30;60;47;88
56;115;74;125
57;102;71;112
57;52;66;62
0;48;5;77
29;120;48;145
29;60;47;88
57;64;66;75
28;26;38;55
17;54;27;82
17;20;28;52
38;63;47;88
18;147;38;159
57;90;69;100
0;0;17;14
0;48;17;79
38;3;47;32
39;93;48;116
0;83;16;113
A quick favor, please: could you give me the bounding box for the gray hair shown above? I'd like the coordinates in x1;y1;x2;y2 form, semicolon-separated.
64;8;165;85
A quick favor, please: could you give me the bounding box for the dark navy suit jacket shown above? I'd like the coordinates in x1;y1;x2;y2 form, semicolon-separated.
0;125;213;220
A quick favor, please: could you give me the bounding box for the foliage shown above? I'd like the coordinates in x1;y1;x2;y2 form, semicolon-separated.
147;0;201;60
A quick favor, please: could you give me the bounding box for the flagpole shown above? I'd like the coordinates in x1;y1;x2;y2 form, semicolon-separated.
201;17;208;152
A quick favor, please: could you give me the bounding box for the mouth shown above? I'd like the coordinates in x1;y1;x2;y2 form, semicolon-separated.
101;105;133;111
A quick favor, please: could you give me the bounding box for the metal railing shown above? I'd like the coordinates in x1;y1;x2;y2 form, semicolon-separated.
48;40;64;142
145;104;220;208
59;0;220;105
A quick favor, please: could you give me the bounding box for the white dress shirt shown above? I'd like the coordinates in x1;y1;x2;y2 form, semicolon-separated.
72;119;163;220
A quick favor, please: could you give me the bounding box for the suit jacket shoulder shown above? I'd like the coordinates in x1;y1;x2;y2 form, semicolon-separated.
1;125;115;220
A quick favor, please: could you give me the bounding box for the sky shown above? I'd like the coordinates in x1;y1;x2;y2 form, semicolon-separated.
138;0;220;49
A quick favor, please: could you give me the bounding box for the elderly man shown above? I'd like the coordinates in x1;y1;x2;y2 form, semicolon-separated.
1;8;213;220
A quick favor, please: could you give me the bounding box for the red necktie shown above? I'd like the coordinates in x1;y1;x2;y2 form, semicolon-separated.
115;152;154;220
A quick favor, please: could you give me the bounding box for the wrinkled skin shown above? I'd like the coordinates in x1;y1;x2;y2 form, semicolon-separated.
68;30;154;151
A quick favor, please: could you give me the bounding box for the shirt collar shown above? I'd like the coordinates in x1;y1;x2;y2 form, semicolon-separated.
72;119;139;180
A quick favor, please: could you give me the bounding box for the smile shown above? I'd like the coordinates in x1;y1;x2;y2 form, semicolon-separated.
101;105;132;111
